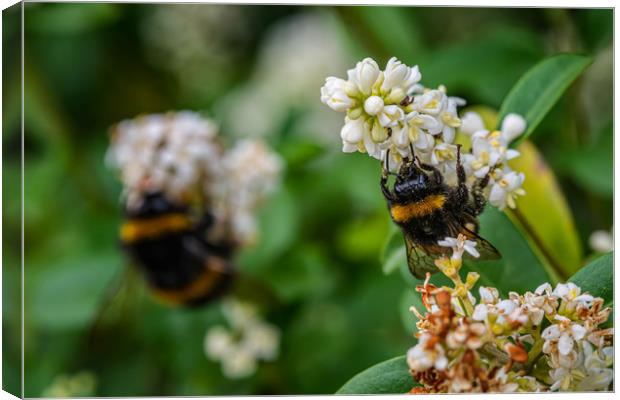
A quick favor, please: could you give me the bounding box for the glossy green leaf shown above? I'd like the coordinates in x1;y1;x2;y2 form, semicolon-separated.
569;252;613;306
336;356;418;394
498;54;593;144
381;224;406;275
463;207;552;294
507;140;583;278
400;289;422;334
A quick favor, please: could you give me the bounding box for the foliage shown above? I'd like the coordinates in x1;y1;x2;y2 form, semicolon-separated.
337;356;416;394
2;4;612;396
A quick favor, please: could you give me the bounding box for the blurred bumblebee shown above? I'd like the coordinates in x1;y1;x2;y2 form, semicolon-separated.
380;145;500;279
119;191;236;307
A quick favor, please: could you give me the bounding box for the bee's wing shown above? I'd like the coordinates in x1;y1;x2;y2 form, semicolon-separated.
444;217;502;261
461;227;501;261
85;265;143;344
404;233;449;280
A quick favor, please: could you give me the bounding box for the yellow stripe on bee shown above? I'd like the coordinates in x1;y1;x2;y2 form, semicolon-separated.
390;194;446;222
120;213;192;242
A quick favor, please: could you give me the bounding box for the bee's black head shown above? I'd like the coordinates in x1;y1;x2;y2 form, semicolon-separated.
393;163;430;198
126;192;187;219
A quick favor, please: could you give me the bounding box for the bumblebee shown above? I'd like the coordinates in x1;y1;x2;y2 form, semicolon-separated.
380;145;500;279
119;191;235;307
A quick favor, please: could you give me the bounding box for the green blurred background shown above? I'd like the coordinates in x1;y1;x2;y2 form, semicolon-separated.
2;3;612;396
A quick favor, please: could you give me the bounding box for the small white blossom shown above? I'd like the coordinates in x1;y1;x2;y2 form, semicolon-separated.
321;77;354;112
488;170;526;210
542;315;587;356
553;282;594;308
407;333;449;371
459;111;485;135
589;228;613;253
438;234;480;259
500;113;527;143
479;286;500;304
348;57;381;95
204;298;280;379
381;57;421;94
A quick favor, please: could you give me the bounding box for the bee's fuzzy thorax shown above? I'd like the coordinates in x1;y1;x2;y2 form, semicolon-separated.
390;194;447;222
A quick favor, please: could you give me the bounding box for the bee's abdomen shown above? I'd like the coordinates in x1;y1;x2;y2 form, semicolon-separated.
150;256;234;307
122;228;234;307
390;194;446;223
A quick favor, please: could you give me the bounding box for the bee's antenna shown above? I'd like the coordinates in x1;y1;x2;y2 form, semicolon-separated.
409;142;416;163
384;149;391;173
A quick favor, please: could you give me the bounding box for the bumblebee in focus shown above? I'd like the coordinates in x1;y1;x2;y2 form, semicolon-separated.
381;145;501;279
119;191;235;307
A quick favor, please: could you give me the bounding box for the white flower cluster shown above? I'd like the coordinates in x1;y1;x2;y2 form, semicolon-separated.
216;139;284;245
107;112;222;209
107;112;282;245
405;236;613;393
320;57;528;211
204;298;280;379
460;112;527;210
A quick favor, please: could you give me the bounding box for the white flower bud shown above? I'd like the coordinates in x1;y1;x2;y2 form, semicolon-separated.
460;111;485;135
340;118;365;144
354;57;380;95
501;113;527;142
589;229;613;253
472;304;488;321
364;95;385;116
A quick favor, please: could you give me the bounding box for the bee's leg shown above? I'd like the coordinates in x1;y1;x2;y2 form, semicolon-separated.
472;171;491;216
380;170;394;201
384;149;391;173
414;156;443;185
456;144;466;187
454;144;469;202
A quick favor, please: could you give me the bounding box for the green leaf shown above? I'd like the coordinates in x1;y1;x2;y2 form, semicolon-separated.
336;356;418;394
508;140;583;278
423;26;545;105
569;252;613;306
381;224;406;275
338;213;389;262
26;4;119;35
26;252;123;331
498;54;593;144
347;7;426;65
463;207;553;294
554;120;613;198
400;289;422;334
